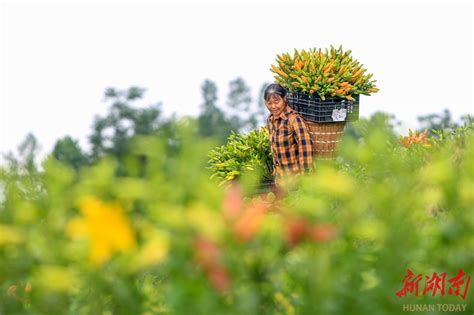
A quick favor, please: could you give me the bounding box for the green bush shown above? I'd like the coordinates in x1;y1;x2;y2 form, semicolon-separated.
0;118;473;315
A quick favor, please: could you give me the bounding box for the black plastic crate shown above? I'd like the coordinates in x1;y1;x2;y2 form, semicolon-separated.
286;91;360;123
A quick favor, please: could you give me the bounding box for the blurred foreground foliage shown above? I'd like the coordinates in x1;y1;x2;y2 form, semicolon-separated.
0;117;473;315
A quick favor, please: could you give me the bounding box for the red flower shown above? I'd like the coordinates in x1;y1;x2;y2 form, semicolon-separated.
194;236;221;270
208;266;231;292
308;223;337;242
222;182;244;222
285;217;310;247
193;236;231;293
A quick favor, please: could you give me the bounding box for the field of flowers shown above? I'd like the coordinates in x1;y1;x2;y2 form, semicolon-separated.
0;118;473;315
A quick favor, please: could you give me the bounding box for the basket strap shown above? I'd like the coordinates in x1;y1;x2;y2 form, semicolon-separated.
309;131;344;135
313;139;341;144
313;149;338;153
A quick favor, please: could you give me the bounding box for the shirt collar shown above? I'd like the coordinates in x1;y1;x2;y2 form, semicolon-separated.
269;105;294;122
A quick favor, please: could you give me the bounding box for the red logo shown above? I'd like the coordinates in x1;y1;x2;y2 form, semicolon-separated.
396;269;471;300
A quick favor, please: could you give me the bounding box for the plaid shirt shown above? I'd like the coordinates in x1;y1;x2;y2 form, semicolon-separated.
267;106;313;177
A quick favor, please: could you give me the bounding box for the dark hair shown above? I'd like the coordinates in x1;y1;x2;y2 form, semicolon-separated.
264;83;287;102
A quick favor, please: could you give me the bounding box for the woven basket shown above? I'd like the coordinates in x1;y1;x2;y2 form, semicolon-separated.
285;90;359;159
304;120;346;159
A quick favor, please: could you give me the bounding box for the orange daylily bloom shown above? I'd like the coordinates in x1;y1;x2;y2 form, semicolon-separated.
233;197;271;242
401;130;431;148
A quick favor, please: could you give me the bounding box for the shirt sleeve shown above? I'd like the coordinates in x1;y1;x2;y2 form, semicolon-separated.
291;115;313;173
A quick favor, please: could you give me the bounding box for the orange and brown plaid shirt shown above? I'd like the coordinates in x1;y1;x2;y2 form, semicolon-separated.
267;106;313;177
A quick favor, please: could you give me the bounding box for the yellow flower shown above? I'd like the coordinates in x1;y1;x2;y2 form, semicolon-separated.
274;292;295;315
34;265;79;293
313;167;355;198
66;196;136;265
131;230;170;271
186;202;225;241
0;224;23;246
360;269;380;291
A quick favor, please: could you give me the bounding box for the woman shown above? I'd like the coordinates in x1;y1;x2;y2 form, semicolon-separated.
264;83;313;185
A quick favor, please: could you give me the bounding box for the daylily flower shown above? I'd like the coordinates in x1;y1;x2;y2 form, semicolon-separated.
66;195;136;266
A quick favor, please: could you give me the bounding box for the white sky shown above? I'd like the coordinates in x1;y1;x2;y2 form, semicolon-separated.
1;0;473;164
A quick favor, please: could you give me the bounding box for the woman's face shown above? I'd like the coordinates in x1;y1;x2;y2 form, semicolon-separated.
265;94;287;117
